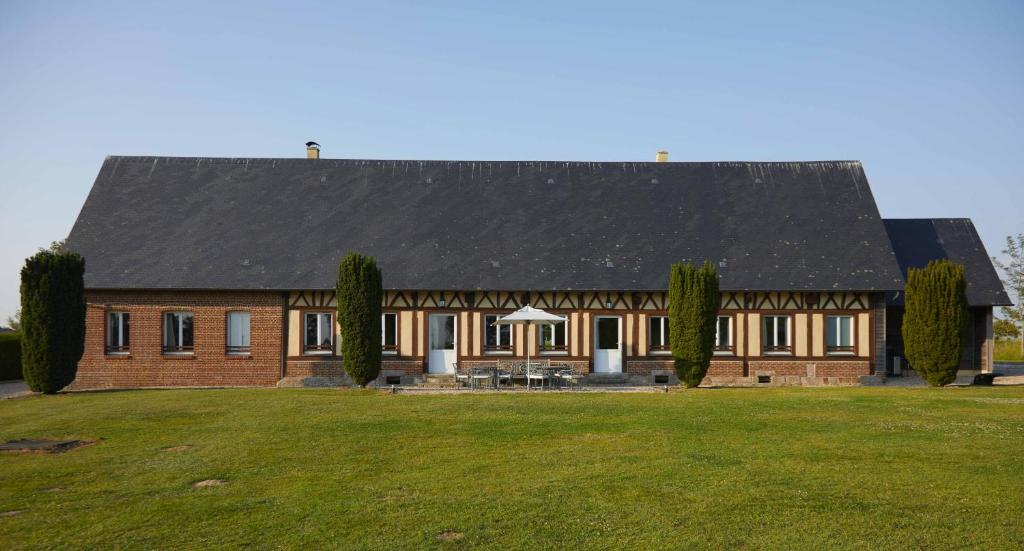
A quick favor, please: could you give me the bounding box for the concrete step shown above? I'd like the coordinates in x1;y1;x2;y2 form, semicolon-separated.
585;374;630;385
420;374;459;389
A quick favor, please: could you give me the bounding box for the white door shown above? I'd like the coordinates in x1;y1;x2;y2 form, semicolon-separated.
593;316;622;373
428;314;457;374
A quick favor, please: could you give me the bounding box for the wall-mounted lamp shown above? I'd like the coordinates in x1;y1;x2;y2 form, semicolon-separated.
605;300;612;309
438;299;446;307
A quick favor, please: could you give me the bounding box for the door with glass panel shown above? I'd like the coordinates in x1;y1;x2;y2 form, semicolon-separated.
428;314;457;373
593;316;622;373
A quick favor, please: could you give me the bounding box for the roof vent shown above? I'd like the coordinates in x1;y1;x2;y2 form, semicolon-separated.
305;141;320;159
655;150;669;163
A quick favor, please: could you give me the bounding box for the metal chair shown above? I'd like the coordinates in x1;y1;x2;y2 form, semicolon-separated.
470;367;492;389
453;363;471;388
554;366;581;389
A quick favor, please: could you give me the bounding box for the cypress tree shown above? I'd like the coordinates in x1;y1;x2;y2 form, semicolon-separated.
336;253;383;386
20;247;86;393
669;261;720;388
902;259;968;387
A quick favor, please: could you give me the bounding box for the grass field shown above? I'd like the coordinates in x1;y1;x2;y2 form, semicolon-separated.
995;339;1024;362
1;388;1022;549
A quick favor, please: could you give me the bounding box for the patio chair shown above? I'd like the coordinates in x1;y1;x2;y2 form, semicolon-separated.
453;363;471;388
505;360;527;388
494;363;512;389
525;359;551;390
554;366;581;390
470;367;493;389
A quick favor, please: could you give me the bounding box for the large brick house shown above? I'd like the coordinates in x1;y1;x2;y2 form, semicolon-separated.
63;148;1009;389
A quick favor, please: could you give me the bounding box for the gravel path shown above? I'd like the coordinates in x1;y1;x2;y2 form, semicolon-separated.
0;380;31;399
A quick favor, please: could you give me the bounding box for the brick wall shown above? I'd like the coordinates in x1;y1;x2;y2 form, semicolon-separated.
284;358;425;379
71;291;284;389
626;359;744;377
747;360;869;378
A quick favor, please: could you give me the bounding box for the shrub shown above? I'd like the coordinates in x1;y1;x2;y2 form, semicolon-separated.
20;248;86;393
902;259;968;387
0;333;22;381
336;253;383;386
669;261;720;388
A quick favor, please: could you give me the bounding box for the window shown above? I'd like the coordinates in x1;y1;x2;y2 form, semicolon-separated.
484;314;512;353
649;316;670;353
304;312;334;354
540;317;567;353
762;315;791;353
226;311;250;354
714;316;733;353
163;312;194;353
826;315;854;353
106;311;129;354
382;313;398;354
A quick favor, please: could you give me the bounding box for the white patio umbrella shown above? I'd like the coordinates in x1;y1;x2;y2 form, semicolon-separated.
494;305;566;388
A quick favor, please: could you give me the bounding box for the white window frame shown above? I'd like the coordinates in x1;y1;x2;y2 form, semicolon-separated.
539;316;568;355
304;312;334;355
649;316;670;354
826;315;855;355
226;311;251;355
762;315;791;354
106;311;129;355
163;312;194;354
714;315;733;355
483;314;513;355
382;313;398;355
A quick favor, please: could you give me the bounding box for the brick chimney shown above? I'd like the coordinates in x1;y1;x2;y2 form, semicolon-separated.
655;150;669;163
305;141;320;159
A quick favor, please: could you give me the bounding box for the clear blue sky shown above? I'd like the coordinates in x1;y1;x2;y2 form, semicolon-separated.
1;1;1022;320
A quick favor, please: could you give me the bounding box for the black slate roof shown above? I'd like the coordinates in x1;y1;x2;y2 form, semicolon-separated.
66;156;906;292
883;218;1011;306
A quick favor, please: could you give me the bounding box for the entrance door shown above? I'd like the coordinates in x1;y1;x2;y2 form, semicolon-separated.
428;314;457;374
593;316;622;373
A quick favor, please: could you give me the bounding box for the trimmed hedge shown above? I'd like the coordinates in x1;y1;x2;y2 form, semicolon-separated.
0;333;21;381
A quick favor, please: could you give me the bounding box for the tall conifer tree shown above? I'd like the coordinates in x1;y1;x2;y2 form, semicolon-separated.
669;261;720;388
20;246;86;393
902;259;968;386
336;253;383;386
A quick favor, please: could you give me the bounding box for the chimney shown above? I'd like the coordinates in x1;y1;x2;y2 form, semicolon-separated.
655;150;669;163
305;141;320;159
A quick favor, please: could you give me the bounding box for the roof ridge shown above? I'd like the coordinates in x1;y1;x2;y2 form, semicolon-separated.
103;156;863;166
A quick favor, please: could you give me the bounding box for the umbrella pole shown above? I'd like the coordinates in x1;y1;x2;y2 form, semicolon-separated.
526;321;532;390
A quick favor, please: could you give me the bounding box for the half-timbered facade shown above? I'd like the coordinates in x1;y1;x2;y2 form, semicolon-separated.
64;154;1009;389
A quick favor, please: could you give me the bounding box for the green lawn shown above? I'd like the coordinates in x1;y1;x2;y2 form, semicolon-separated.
995;339;1024;362
1;388;1022;549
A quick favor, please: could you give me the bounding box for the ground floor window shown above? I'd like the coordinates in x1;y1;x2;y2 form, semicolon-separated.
714;315;732;353
304;312;334;354
762;315;791;353
227;311;251;354
382;313;398;354
484;314;512;353
106;311;129;354
649;316;669;352
826;315;854;354
540;317;567;353
163;312;194;353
